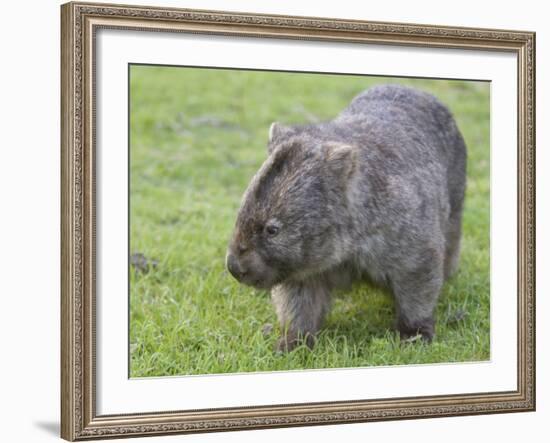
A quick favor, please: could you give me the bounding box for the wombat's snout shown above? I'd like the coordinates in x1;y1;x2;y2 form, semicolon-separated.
226;246;278;289
226;252;248;281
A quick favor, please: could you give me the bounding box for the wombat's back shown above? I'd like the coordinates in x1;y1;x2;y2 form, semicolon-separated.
341;85;465;162
342;84;466;219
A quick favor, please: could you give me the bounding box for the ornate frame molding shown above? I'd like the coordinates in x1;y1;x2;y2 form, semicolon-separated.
61;2;535;440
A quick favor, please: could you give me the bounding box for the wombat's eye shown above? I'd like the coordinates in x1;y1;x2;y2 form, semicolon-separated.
265;224;280;236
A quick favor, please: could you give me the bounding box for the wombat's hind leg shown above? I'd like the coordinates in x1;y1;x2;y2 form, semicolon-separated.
271;281;331;352
444;212;463;280
445;152;466;279
390;255;444;343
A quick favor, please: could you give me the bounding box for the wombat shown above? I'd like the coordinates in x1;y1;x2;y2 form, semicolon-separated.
226;84;466;352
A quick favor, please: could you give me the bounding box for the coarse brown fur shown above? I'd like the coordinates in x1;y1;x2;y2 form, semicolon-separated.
226;84;467;351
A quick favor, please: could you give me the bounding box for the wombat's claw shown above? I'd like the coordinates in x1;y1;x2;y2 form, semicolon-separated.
275;337;295;353
402;333;423;344
398;317;435;343
275;336;300;353
275;334;315;353
400;329;434;344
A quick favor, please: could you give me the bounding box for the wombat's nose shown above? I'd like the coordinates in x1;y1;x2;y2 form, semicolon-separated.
226;253;247;280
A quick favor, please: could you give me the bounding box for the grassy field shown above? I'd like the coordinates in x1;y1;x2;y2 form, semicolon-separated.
129;65;490;377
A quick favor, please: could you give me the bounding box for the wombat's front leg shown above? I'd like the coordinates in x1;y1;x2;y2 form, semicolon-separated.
391;258;444;342
271;280;331;352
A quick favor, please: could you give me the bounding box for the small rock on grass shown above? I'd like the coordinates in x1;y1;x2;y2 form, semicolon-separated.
130;252;158;274
262;323;274;337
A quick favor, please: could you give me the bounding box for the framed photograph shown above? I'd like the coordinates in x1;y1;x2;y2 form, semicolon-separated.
61;1;536;440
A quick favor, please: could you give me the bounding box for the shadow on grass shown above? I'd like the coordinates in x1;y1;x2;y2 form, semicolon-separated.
322;304;396;347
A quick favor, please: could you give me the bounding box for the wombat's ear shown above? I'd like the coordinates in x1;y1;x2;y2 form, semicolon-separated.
323;142;358;182
268;122;293;150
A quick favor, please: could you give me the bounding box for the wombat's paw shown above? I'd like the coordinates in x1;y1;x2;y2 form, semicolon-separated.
275;333;315;353
275;336;298;353
398;317;435;343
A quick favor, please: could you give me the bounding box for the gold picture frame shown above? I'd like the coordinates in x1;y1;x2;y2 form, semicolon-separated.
61;1;535;440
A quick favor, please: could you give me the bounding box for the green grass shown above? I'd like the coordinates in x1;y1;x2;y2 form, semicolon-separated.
129;65;490;377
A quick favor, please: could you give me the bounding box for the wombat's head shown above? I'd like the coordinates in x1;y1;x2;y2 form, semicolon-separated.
226;123;357;289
